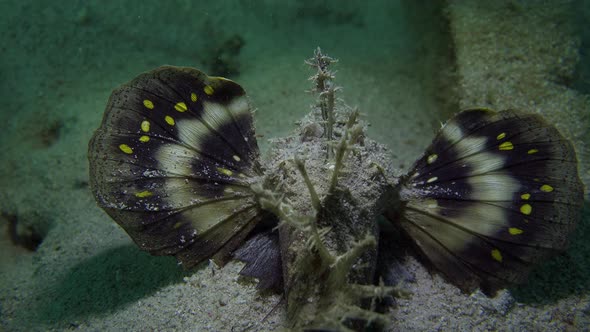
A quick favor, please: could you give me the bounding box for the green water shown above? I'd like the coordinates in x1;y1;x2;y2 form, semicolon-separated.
0;1;589;331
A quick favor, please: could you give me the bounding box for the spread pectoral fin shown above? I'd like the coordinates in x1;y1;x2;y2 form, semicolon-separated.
386;109;584;293
88;66;266;268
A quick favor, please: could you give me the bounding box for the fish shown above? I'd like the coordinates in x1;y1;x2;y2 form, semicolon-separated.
88;62;584;331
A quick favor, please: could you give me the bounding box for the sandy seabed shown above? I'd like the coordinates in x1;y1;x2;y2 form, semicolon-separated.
1;1;589;331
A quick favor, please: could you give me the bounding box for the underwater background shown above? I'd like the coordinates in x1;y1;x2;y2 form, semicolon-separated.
0;0;589;331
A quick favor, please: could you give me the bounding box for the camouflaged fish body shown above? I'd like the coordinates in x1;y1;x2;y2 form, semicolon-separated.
255;109;398;330
88;51;584;331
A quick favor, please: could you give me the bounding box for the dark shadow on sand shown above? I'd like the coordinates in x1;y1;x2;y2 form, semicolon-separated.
33;244;191;324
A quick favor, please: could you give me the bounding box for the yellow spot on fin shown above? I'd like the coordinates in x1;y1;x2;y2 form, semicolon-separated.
520;204;532;215
509;227;523;235
527;148;538;155
119;144;133;154
217;167;233;176
427;154;438;164
174;102;188;112
141;120;150;132
498;141;514;151
135;190;153;198
520;193;530;200
191;92;198;102
491;249;503;262
165;115;175;126
540;184;554;192
204;85;214;95
139;135;150;143
496;132;506;140
143;99;154;109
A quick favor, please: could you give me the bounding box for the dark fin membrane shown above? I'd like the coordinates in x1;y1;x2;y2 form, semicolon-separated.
88;66;265;268
387;109;584;293
374;220;416;309
375;224;416;288
234;230;283;291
